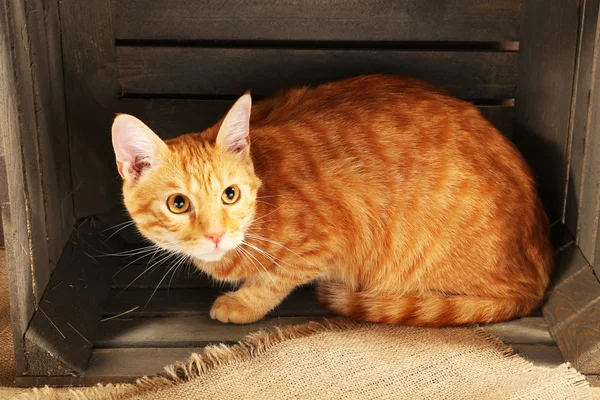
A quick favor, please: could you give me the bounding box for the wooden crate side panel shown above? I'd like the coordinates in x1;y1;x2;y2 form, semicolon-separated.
117;47;517;99
564;0;600;239
23;220;126;375
59;0;120;219
566;0;600;275
543;243;600;373
38;0;76;269
114;0;522;42
1;0;75;375
513;0;579;220
1;0;64;374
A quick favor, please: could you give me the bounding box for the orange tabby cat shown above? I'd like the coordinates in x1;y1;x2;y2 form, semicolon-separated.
111;75;553;326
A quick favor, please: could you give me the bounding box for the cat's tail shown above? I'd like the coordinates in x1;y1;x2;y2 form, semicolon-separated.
317;282;542;327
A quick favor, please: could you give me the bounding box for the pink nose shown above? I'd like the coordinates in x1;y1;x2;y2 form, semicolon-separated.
205;232;225;246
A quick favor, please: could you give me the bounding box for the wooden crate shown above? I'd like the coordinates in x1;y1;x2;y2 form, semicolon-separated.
1;0;599;386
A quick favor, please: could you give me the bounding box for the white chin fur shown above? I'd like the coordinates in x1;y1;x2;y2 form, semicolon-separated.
197;251;227;262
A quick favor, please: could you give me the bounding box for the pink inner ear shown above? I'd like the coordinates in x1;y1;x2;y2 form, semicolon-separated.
112;114;165;181
217;94;252;155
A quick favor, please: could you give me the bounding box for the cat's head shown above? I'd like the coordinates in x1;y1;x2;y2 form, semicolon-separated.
111;94;261;262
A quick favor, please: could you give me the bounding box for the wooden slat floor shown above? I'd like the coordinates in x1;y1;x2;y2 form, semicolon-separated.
74;280;565;386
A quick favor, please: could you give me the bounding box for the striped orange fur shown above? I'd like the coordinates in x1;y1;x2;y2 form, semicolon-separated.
111;75;553;326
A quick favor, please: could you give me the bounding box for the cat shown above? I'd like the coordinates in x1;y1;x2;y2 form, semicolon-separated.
111;75;553;326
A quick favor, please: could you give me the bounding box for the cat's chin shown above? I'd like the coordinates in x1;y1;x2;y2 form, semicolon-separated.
193;249;228;263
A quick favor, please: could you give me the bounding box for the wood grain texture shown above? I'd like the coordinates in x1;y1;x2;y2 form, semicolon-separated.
0;0;73;374
569;1;600;275
95;316;552;349
114;0;521;42
511;344;565;368
513;0;579;220
59;0;120;218
104;287;331;318
564;0;600;239
37;0;75;271
118;98;515;140
95;316;322;348
117;47;518;99
23;220;125;375
543;244;600;373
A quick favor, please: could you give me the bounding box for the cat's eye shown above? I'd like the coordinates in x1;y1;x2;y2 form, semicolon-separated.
167;194;191;213
221;185;241;205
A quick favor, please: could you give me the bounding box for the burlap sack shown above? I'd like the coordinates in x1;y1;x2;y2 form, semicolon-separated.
10;320;594;400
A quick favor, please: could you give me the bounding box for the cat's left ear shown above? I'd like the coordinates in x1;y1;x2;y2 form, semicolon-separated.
216;93;251;157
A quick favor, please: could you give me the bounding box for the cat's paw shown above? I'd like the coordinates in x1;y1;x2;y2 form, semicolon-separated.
210;293;265;324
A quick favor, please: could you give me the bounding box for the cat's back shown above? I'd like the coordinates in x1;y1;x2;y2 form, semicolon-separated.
248;74;521;187
250;74;455;127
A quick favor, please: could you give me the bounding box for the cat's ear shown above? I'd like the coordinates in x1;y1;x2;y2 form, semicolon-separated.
216;93;251;157
111;114;168;181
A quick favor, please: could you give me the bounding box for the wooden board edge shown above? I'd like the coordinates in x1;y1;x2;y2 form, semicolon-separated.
58;0;121;218
22;220;126;376
0;0;52;374
513;0;579;219
543;243;600;374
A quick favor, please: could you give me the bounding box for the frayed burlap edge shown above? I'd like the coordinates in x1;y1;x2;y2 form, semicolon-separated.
17;318;362;400
14;318;591;400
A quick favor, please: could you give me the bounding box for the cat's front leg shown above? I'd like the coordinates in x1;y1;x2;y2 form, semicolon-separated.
209;271;316;324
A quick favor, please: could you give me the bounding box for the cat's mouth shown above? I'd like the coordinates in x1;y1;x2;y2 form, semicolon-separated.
187;247;229;262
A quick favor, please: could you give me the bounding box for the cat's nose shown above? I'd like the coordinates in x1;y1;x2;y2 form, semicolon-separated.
205;231;225;246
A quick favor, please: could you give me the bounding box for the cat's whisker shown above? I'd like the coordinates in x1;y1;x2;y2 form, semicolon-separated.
256;194;285;199
103;221;137;241
255;200;276;207
93;245;158;258
146;255;187;306
118;250;179;296
245;233;316;268
102;220;135;232
250;206;283;223
167;254;191;297
237;245;276;283
112;247;161;277
241;240;290;273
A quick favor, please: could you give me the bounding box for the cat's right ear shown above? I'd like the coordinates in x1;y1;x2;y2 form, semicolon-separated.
111;114;168;182
216;93;252;158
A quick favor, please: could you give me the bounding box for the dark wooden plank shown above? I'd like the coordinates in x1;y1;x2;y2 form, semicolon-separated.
551;221;575;252
0;0;32;375
511;344;564;368
38;0;76;269
543;244;600;374
110;255;210;289
104;287;330;318
564;0;600;239
117;99;233;139
95;316;322;348
118;98;515;140
478;106;514;140
482;317;554;345
87;347;203;378
114;0;521;42
95;316;551;349
0;0;72;374
117;47;517;99
567;2;600;275
23;220;125;375
513;0;579;220
59;0;120;218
